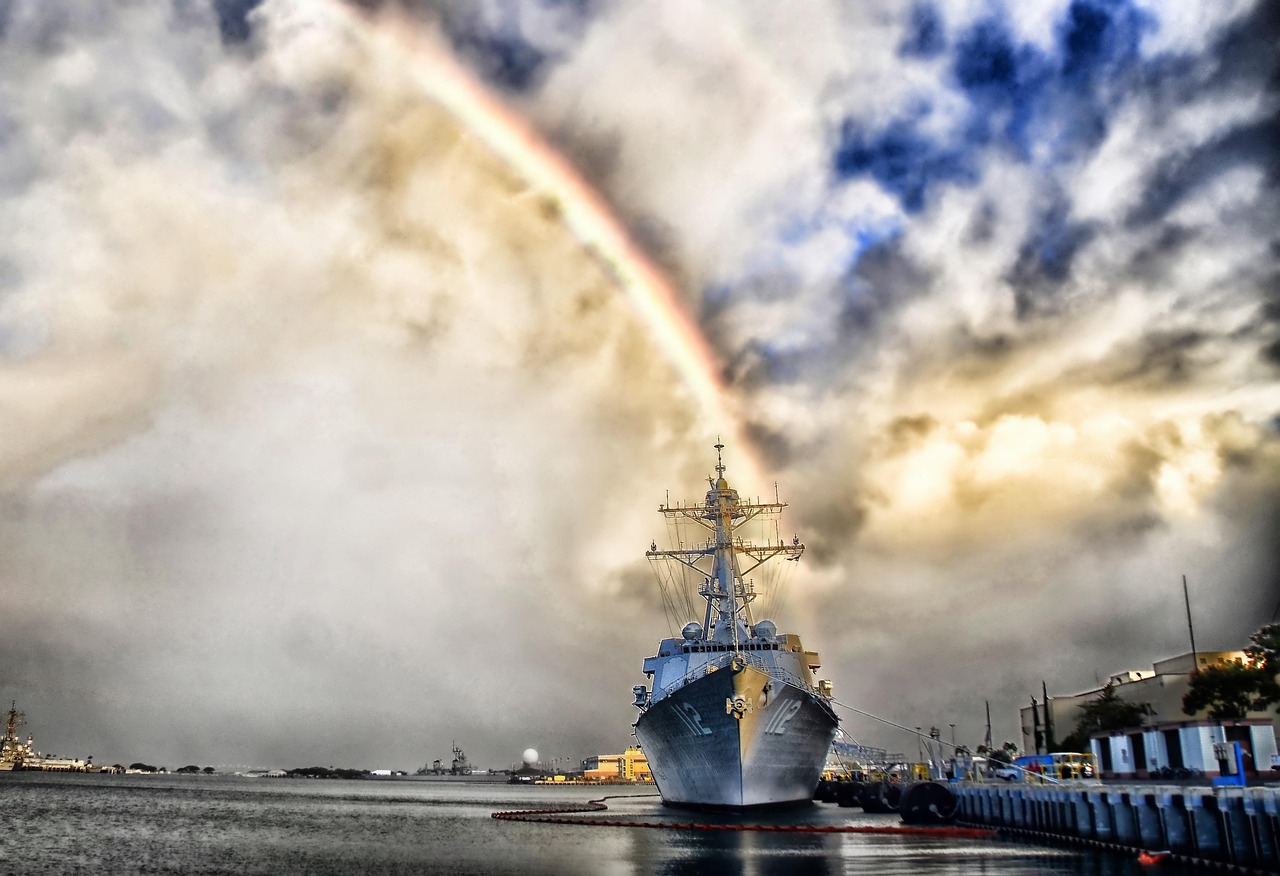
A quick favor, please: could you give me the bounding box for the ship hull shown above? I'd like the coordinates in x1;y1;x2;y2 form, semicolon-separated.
634;662;838;809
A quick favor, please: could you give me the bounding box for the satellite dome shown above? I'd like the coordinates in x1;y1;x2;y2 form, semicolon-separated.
753;620;777;639
522;748;539;765
681;622;703;641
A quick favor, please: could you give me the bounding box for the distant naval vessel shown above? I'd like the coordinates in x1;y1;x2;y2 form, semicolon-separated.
632;444;838;808
0;701;94;772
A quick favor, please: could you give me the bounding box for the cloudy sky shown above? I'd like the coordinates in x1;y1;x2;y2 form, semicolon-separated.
1;0;1276;768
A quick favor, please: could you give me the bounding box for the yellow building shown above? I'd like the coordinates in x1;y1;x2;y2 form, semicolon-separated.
582;746;652;782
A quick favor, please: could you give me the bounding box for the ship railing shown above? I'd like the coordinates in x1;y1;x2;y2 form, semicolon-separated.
654;650;822;700
736;650;822;696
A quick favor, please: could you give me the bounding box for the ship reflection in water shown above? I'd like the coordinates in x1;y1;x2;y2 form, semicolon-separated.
0;773;1191;874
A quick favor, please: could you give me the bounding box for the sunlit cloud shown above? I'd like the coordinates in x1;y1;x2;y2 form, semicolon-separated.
0;0;1276;764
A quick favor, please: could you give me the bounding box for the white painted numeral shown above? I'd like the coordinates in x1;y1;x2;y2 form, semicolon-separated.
764;700;802;735
677;703;713;736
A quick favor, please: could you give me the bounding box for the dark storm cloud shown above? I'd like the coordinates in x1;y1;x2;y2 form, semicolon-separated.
1126;114;1280;228
447;27;548;91
211;0;262;44
1124;4;1280;228
741;418;796;472
1071;329;1213;388
1008;199;1097;308
365;0;599;93
838;237;928;338
1265;338;1280;369
796;489;868;569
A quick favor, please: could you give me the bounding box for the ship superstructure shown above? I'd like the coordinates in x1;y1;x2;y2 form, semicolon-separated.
0;702;92;772
632;445;838;808
0;702;33;771
450;742;472;776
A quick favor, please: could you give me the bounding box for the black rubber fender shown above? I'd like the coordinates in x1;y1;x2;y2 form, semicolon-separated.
898;781;958;825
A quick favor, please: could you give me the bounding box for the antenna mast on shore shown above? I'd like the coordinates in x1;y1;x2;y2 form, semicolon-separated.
1182;574;1199;670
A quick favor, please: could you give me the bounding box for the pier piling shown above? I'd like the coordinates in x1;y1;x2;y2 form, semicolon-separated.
952;782;1280;872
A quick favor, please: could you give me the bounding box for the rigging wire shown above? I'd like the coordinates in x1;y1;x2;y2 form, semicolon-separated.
827;698;1061;783
660;560;680;635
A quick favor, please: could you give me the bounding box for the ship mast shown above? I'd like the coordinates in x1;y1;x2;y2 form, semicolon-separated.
646;443;804;647
3;701;23;742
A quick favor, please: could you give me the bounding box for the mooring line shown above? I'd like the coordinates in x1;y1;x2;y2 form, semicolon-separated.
491;796;994;838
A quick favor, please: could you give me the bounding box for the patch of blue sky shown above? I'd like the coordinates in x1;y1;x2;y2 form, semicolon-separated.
764;209;902;285
899;2;947;60
834;0;1169;213
833;116;980;214
1058;0;1153;88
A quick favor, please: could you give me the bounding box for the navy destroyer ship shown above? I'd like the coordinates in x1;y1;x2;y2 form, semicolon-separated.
0;702;94;772
632;444;839;808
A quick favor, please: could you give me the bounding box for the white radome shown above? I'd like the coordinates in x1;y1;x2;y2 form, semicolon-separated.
522;748;538;765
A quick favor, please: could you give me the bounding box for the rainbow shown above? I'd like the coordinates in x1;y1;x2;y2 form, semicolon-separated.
313;1;767;487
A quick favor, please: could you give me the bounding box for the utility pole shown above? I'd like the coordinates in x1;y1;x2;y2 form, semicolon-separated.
1043;680;1056;752
1183;574;1199;670
1031;696;1043;754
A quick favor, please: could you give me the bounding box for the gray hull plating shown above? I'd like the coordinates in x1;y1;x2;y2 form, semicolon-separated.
634;663;838;808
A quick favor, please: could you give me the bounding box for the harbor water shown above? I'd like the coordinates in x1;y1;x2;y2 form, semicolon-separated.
0;773;1204;875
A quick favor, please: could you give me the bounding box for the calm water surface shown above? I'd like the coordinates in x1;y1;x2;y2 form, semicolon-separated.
0;773;1199;875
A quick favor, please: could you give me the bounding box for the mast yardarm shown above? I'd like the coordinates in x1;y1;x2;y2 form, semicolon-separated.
646;448;804;646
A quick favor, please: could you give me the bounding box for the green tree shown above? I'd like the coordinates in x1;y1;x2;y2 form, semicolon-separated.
976;741;1019;764
1061;682;1152;750
1244;623;1280;709
1182;659;1270;721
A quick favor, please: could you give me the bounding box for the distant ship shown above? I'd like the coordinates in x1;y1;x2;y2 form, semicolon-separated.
415;742;472;777
632;445;839;809
450;742;472;776
0;701;93;773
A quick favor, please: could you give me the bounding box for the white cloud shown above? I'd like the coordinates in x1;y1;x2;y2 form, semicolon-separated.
2;0;1276;764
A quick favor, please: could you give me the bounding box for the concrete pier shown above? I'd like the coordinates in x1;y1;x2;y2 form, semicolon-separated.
953;783;1280;872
